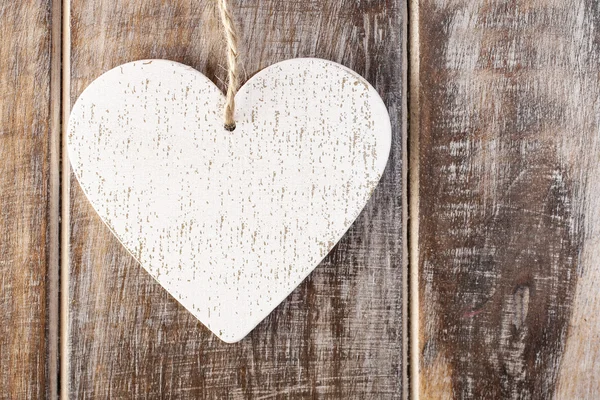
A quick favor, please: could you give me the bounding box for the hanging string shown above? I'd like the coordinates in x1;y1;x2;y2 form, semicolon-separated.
217;0;239;131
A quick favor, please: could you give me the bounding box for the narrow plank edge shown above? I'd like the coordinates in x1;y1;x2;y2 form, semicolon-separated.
401;0;410;397
49;0;63;397
60;0;71;397
1;1;55;395
408;0;421;398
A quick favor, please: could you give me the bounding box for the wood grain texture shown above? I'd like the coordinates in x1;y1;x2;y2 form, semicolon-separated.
0;1;55;398
417;0;600;398
68;0;405;398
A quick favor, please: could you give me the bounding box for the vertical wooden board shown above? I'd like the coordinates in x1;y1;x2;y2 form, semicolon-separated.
417;0;600;398
68;1;405;398
0;1;55;398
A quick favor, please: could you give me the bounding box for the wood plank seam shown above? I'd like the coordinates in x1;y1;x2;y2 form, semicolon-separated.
49;0;63;397
60;0;71;397
401;0;410;397
408;0;421;398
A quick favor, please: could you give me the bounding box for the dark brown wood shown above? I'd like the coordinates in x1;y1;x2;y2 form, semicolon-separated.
416;0;600;398
0;0;58;398
67;1;406;398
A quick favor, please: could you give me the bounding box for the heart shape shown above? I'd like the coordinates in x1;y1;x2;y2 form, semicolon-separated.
68;58;391;342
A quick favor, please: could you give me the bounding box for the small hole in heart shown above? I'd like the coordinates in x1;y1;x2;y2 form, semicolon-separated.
224;122;236;132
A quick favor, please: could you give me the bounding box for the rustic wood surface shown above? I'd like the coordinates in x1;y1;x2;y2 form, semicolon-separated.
0;0;58;398
67;0;406;398
416;0;600;398
8;0;600;397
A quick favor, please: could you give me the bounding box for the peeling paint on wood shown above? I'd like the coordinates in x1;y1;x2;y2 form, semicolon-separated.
0;0;55;398
68;0;405;397
417;0;600;398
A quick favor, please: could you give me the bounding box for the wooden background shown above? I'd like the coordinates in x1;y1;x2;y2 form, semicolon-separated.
416;0;600;398
3;0;600;399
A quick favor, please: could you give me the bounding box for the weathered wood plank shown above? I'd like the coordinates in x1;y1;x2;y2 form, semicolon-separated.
67;0;405;398
416;0;600;398
0;1;57;398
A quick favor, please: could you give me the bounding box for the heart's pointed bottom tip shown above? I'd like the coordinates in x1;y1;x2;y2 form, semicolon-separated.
214;329;253;344
218;336;245;344
207;320;258;343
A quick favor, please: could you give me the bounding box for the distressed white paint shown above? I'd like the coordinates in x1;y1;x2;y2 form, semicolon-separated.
68;58;391;342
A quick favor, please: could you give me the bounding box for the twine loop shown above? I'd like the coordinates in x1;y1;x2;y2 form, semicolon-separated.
217;0;239;131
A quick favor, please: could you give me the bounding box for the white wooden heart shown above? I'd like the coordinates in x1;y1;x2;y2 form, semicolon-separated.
68;58;391;342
